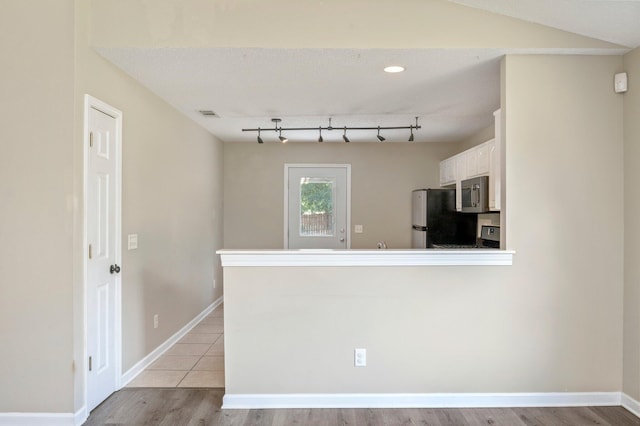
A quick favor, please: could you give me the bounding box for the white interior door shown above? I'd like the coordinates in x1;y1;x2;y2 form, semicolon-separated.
86;99;121;412
286;165;350;249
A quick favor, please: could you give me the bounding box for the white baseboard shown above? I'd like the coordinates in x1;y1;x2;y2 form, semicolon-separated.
2;390;630;423
0;406;91;426
120;297;223;387
0;412;75;426
73;406;87;426
222;392;622;409
622;393;640;417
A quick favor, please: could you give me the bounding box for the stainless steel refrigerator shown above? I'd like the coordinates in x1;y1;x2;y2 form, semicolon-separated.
411;189;477;248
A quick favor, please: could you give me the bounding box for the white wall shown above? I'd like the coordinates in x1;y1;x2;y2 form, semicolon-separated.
223;142;462;249
223;54;625;395
623;46;640;401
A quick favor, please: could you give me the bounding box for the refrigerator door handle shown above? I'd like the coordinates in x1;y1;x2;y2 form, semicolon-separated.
412;225;427;231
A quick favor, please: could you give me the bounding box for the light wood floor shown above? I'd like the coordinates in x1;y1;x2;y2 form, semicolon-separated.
85;388;639;425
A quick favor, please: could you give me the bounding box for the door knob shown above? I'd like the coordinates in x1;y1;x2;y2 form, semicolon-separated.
339;237;345;242
110;264;121;274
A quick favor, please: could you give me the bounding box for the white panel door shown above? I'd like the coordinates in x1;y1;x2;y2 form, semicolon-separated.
87;105;120;412
286;165;350;249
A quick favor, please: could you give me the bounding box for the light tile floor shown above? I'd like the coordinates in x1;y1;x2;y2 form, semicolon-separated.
127;304;225;388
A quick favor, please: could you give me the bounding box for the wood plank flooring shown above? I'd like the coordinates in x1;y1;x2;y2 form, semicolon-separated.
84;388;640;425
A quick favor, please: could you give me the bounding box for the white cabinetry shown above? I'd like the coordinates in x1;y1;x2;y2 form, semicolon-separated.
489;109;502;211
439;109;502;212
465;143;489;179
476;143;490;177
466;147;478;177
439;156;457;187
455;154;467;211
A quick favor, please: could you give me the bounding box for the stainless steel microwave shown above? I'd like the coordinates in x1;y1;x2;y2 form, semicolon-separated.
461;176;489;213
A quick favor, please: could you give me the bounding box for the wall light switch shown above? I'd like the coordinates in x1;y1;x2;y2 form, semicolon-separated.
128;234;138;250
354;225;363;234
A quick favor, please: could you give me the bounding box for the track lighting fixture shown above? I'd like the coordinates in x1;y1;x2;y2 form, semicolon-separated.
408;117;418;141
243;117;421;143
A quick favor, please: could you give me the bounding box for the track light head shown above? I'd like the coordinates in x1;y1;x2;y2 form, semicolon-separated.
278;128;288;143
257;128;264;144
343;127;350;143
408;129;414;142
377;126;385;142
318;127;323;143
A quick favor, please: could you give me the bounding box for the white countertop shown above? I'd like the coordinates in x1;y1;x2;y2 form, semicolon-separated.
217;249;514;266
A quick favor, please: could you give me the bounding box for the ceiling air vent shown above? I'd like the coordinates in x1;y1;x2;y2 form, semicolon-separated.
198;110;218;117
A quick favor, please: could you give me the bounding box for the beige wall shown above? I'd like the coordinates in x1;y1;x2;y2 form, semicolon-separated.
624;47;640;400
0;0;633;415
224;142;462;249
75;0;224;410
458;124;495;152
0;0;224;414
224;55;625;395
90;0;622;50
0;0;76;412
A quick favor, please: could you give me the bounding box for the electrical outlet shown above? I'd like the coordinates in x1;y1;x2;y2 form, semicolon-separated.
354;348;366;367
355;225;363;233
153;314;159;329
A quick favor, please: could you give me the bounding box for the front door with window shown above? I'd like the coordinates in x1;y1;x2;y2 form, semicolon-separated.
286;165;350;249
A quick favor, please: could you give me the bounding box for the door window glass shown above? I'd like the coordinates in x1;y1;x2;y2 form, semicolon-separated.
299;177;335;236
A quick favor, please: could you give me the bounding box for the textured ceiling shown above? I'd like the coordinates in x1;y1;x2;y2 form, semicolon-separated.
95;0;640;143
98;48;504;143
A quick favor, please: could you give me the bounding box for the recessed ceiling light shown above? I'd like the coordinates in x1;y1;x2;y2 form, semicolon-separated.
384;66;405;73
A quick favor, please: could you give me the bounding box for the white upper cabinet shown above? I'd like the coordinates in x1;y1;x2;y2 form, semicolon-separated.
439;109;502;211
466;146;478;177
455;154;467;211
439;156;457;187
465;142;489;179
489;109;502;211
476;143;490;176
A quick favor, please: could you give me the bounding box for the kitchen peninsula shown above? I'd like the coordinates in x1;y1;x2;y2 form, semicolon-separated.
217;248;514;409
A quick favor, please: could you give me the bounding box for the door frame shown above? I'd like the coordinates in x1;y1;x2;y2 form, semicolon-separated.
82;94;123;411
283;163;351;249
